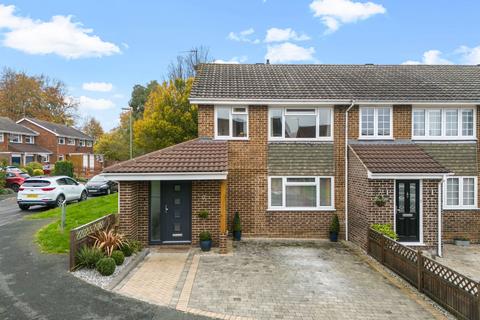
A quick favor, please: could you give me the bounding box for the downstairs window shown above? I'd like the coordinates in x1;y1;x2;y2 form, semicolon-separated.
444;177;477;209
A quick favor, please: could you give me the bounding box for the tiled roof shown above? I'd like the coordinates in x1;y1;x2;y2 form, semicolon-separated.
418;143;478;176
0;117;37;135
8;143;52;154
268;142;334;176
22;118;93;140
350;143;450;174
190;64;480;102
103;138;228;173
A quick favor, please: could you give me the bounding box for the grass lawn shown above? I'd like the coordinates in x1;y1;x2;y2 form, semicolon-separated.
27;194;118;254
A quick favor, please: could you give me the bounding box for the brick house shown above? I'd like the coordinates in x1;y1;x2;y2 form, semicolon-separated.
103;64;480;256
17;118;103;176
0;117;52;166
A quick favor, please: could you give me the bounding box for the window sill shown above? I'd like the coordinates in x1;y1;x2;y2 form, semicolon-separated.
214;137;249;141
412;137;477;141
443;207;479;211
267;207;336;212
358;137;394;140
398;242;425;246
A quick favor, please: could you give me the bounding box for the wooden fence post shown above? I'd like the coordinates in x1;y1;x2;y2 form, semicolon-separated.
417;249;423;293
69;230;76;271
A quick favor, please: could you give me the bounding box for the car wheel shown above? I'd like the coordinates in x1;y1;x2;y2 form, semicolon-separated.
11;184;20;193
106;188;111;195
79;191;88;202
18;204;30;211
55;195;65;208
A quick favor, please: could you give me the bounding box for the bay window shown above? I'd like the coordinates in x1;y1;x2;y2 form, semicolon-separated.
269;107;333;140
359;106;392;138
215;106;248;139
444;177;477;209
268;176;334;210
413;107;475;139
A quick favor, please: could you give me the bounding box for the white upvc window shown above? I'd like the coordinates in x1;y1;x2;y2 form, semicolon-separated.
9;134;22;143
0;133;3;142
58;154;65;161
268;176;334;210
268;107;333;141
444;176;477;209
67;138;76;145
58;137;65;144
359;106;393;139
412;107;476;140
214;106;248;139
24;135;34;144
78;139;86;147
86;140;93;147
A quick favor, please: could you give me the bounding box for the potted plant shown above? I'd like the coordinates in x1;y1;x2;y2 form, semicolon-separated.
199;231;212;251
329;214;340;242
374;194;387;207
454;237;470;247
198;209;209;219
233;212;242;241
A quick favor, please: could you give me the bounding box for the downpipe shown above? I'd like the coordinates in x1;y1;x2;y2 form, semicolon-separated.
344;100;355;241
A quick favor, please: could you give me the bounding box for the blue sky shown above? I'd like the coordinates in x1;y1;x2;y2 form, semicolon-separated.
0;0;479;130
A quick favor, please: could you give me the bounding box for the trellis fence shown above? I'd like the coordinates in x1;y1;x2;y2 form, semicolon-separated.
69;214;117;271
368;228;480;320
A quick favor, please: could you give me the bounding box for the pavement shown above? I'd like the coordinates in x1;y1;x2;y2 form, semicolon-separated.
0;198;211;320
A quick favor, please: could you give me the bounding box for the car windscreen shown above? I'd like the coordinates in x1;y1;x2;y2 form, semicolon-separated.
22;180;51;187
20;173;30;178
89;175;107;182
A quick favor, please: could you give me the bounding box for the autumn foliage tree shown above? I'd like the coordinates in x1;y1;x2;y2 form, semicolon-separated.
94;112;131;161
81;117;104;140
0;68;76;124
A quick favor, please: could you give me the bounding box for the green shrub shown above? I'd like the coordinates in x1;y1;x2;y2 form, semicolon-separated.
53;161;74;177
111;250;125;265
129;240;143;253
371;223;398;240
199;231;212;241
32;168;44;176
198;209;209;219
26;162;43;171
0;171;5;189
120;242;134;257
76;246;104;269
329;214;340;234
233;212;242;232
96;257;116;276
22;166;34;176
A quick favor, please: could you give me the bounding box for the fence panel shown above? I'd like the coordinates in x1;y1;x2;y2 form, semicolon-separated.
69;214;117;271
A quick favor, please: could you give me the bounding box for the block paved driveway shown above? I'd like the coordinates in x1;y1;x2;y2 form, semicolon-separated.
188;240;438;320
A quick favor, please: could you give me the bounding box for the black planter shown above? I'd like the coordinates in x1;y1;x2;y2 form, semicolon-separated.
200;240;212;251
329;232;338;242
233;230;242;241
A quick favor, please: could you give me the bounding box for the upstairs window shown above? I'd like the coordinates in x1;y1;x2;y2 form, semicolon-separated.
269;107;332;140
359;106;392;139
413;108;475;139
0;133;3;142
9;134;22;143
67;138;75;145
58;137;65;144
24;135;34;144
215;106;248;139
86;140;93;147
444;177;477;209
78;140;86;147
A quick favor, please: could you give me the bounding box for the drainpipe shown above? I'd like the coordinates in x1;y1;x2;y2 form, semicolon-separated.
344;100;355;241
437;175;446;257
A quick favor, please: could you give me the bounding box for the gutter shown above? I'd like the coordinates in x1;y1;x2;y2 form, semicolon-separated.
344;100;355;241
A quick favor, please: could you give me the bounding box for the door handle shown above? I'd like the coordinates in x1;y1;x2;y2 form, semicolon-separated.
164;205;169;213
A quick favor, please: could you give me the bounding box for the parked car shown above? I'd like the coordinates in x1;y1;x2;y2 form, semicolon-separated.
4;166;22;173
5;171;30;192
85;174;118;196
17;176;88;211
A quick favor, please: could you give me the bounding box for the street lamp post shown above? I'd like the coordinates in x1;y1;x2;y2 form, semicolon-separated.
122;107;133;159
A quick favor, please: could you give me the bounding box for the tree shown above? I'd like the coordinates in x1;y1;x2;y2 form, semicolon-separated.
94;112;131;161
81;117;104;140
128;80;158;119
133;78;197;154
0;68;77;124
166;46;212;81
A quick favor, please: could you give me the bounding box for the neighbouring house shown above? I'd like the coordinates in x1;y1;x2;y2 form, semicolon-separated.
0;117;52;166
103;64;480;256
17;118;103;176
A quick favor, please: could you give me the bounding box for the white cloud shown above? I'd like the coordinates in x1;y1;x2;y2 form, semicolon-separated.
0;4;120;59
77;96;115;111
82;82;113;92
457;45;480;65
214;56;248;64
310;0;386;33
402;50;453;65
265;42;315;63
227;28;260;44
265;28;310;43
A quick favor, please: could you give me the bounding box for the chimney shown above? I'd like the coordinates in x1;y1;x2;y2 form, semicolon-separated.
266;59;270;64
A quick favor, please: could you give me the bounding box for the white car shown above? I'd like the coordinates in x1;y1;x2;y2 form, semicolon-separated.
17;176;88;211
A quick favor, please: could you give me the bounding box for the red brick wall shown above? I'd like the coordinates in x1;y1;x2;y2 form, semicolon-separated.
393;105;411;139
118;181;139;241
192;180;222;245
443;211;480;243
197;105;214;137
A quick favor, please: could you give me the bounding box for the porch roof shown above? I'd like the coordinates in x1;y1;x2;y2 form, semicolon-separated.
350;143;451;175
8;144;52;154
102;138;228;176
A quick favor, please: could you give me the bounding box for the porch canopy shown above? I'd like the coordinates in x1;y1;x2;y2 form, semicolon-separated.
8;144;52;155
349;143;452;179
102;138;228;181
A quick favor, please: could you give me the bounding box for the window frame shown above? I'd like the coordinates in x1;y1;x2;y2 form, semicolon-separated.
359;106;393;139
9;134;22;143
214;106;249;140
268;176;335;211
78;139;86;147
67;138;76;145
0;133;3;142
268;106;334;141
412;107;476;140
86;140;93;147
58;137;65;145
58;154;64;161
24;135;35;144
443;176;478;210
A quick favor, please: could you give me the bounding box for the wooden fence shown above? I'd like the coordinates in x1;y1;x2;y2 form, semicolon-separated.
368;228;480;320
69;214;117;271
